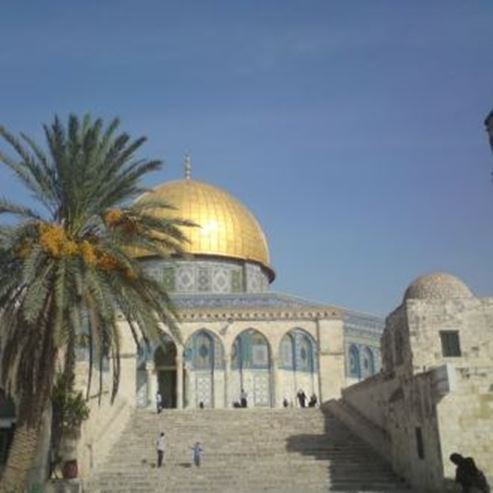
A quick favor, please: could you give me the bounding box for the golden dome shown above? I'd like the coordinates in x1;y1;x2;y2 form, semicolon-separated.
139;178;274;278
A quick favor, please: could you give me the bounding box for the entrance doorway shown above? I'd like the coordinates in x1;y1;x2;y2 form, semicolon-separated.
154;340;177;408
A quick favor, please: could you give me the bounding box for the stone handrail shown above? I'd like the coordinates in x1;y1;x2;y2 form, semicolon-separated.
322;399;392;463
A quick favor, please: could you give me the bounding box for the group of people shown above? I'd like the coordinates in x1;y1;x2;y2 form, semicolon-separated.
155;432;204;468
232;388;318;409
282;390;317;408
158;388;317;411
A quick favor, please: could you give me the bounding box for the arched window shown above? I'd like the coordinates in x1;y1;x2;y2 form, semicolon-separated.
232;329;270;370
280;333;295;369
349;344;361;378
280;329;317;373
362;347;375;376
297;332;315;373
184;329;224;370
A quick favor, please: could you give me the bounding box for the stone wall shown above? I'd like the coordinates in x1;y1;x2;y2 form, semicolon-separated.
333;292;493;492
74;322;137;477
341;373;396;430
437;367;493;484
76;394;132;478
338;366;448;491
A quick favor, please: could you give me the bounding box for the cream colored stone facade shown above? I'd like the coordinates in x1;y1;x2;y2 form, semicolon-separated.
69;291;386;479
74;297;377;476
331;272;493;492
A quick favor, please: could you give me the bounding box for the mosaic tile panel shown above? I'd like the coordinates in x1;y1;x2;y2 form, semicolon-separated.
253;373;270;406
198;267;211;292
231;270;243;292
196;373;213;407
162;266;175;291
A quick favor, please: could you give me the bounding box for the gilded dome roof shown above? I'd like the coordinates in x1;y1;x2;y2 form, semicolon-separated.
403;272;473;302
138;179;273;278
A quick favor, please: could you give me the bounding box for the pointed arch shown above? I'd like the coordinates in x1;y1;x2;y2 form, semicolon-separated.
184;329;225;371
231;328;272;407
362;346;375;377
349;344;361;379
279;328;318;406
280;332;295;370
232;328;271;370
183;329;225;408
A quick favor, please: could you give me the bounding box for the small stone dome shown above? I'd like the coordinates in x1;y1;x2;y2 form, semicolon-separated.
404;272;473;302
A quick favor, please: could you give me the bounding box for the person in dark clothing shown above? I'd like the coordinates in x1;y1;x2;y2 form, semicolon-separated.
450;453;490;493
297;389;307;408
283;397;289;408
308;393;317;407
240;388;248;408
155;432;165;468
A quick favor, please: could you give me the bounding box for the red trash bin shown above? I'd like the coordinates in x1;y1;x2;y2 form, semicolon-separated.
62;459;78;479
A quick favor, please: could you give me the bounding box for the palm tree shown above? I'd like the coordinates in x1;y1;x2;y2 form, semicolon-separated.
0;115;192;491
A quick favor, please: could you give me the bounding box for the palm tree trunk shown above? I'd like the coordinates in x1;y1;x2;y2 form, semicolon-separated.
0;423;40;493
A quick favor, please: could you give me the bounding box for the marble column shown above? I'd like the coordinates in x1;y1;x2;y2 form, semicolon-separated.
271;356;281;408
147;362;158;410
224;352;231;408
176;350;183;409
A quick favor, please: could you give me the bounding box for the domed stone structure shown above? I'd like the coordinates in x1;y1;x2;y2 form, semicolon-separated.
36;159;388;483
120;160;384;412
403;272;473;302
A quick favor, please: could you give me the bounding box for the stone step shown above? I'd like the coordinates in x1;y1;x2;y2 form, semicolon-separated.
85;408;410;492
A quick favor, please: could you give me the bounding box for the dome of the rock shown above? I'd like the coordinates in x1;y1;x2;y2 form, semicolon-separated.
137;178;274;279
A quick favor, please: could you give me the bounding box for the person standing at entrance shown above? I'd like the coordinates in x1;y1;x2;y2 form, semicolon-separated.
156;432;165;468
240;388;248;408
297;389;307;408
308;393;317;408
156;391;163;414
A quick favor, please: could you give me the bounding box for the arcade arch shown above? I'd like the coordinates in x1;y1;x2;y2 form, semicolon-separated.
231;329;272;407
279;328;318;405
349;344;361;379
183;329;225;408
362;347;375;378
136;333;180;409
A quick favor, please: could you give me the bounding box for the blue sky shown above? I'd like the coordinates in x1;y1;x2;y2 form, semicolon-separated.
0;1;492;315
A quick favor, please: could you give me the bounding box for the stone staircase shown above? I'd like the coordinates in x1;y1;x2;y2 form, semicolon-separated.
85;408;410;493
